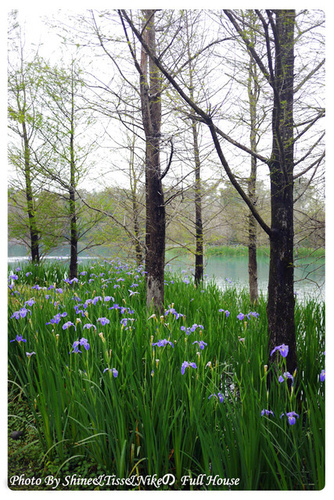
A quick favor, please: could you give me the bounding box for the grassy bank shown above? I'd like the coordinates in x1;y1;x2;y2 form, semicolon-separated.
8;260;325;490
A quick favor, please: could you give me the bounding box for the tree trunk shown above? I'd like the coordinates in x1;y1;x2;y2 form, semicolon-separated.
247;47;259;305
185;11;204;285
193;120;204;286
267;10;297;375
129;136;143;266
22;122;40;263
132;192;143;267
69;185;78;280
248;208;258;305
140;10;165;312
69;85;78;280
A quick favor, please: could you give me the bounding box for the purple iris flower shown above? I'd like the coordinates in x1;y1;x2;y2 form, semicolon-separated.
192;340;207;350
271;344;289;358
152;339;174;347
62;321;76;331
237;313;245;321
280;411;299;426
66;277;78;285
165;306;184;319
92;296;102;305
209;393;224;403
10;334;27;343
11;307;31;319
24;298;35;307
320;369;325;382
46;312;67;325
83;323;96;330
109;303;120;310
181;324;204;335
181;361;197;375
120;318;134;327
261;409;275;417
248;311;259;318
219;309;230;317
19;307;31;318
278;371;294;384
71;337;90;353
97;317;110;326
103;367;118;378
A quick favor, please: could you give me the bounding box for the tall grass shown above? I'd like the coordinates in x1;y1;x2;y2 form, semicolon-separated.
8;260;325;490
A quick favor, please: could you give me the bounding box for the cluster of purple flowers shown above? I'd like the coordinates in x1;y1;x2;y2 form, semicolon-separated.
9;262;324;433
218;308;230;317
237;311;259;321
152;339;174;348
64;277;79;285
11;307;31;319
181;323;204;335
261;409;299;426
46;311;68;325
71;337;90;353
109;304;135;314
120;317;135;328
8;273;19;281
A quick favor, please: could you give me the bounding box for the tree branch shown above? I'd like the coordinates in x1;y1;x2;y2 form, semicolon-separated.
160;138;174;181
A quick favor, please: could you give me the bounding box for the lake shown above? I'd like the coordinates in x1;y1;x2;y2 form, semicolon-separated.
8;245;324;302
166;253;325;302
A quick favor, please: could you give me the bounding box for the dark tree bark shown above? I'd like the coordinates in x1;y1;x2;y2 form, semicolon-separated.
140;10;165;312
266;10;297;375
